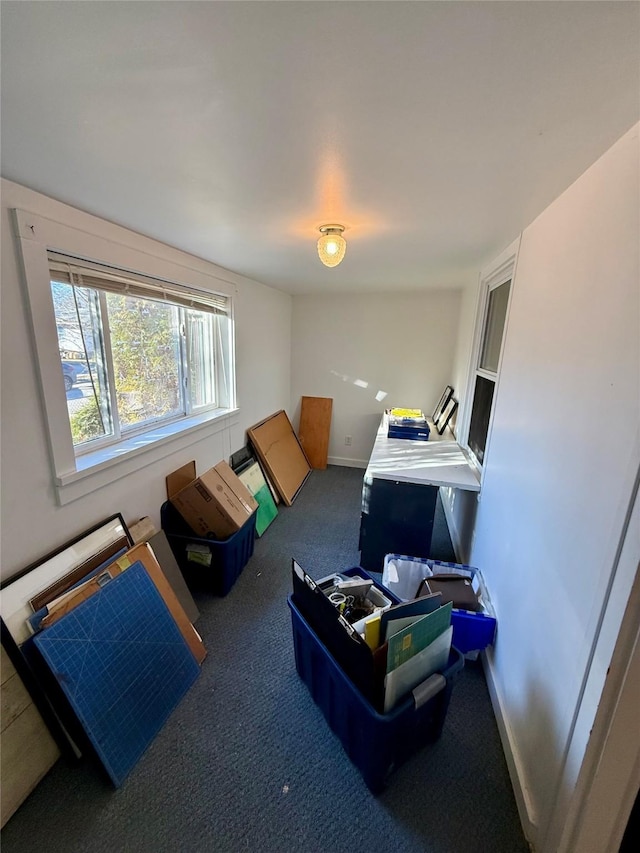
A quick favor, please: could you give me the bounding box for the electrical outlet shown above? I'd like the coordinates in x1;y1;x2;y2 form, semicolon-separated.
345;435;352;446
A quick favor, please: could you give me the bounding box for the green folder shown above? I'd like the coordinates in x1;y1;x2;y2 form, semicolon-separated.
386;602;453;673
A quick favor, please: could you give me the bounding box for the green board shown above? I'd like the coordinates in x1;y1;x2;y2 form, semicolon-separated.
238;461;278;536
386;602;453;673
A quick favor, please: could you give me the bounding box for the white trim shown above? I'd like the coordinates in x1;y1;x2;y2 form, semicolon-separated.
545;455;640;853
458;276;486;452
55;409;239;506
558;606;640;853
476;366;498;382
482;646;538;849
12;207;238;505
327;456;368;469
59;409;237;482
13;207;241;294
458;237;520;479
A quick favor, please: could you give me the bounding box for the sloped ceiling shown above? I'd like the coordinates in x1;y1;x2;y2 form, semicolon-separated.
1;1;638;294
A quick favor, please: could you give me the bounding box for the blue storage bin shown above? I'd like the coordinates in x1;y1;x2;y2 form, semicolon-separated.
161;500;256;596
428;559;497;656
382;554;497;656
288;593;464;793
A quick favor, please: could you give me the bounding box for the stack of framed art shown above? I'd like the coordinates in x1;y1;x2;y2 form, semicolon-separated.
229;446;278;537
0;513;203;789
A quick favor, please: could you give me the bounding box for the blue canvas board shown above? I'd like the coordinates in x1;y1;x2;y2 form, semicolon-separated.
33;561;200;787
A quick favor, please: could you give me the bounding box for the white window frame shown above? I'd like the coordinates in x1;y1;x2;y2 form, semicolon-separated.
48;255;230;451
459;237;520;478
13;208;239;506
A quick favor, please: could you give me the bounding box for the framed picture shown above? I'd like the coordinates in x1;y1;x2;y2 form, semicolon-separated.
436;396;459;435
1;514;132;645
432;385;454;423
231;445;281;505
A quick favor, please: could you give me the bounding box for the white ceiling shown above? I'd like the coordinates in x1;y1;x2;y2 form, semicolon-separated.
1;1;638;295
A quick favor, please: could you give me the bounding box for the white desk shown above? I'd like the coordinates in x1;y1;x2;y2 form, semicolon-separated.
359;414;480;571
364;414;480;491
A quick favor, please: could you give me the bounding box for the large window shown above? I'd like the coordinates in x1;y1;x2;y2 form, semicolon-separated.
14;207;238;505
463;240;517;471
49;255;232;455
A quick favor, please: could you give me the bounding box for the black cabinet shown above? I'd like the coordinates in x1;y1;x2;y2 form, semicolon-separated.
359;477;438;573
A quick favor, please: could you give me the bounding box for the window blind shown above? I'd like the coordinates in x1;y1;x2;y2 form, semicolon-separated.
48;252;230;316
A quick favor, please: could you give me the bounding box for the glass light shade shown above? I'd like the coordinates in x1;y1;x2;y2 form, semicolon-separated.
317;228;346;268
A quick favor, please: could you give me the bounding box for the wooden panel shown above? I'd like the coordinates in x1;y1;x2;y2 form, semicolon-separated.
1;646;59;827
298;396;333;469
115;545;206;665
1;645;16;686
247;410;311;506
128;517;202;619
1;671;32;734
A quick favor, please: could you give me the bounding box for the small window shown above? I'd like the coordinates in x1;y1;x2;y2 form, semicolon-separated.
466;277;511;468
468;375;495;465
49;254;233;456
479;281;510;373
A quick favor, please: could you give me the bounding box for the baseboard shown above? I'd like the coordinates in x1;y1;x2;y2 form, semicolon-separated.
327;456;368;469
482;647;538;850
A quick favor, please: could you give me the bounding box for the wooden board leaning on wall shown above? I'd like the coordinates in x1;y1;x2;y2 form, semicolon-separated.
298;396;333;470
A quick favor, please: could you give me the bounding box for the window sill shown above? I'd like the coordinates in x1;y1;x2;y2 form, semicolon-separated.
55;407;239;505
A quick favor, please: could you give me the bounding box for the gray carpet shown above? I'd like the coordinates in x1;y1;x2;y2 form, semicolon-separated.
1;466;530;853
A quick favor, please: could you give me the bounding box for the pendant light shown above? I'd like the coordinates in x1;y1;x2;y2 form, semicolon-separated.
317;224;346;268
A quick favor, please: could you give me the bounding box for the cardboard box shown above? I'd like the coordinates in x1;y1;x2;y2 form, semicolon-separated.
168;460;258;539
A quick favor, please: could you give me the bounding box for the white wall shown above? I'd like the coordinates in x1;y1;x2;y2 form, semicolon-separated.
450;280;478;433
0;179;292;582
290;291;463;466
468;125;639;849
